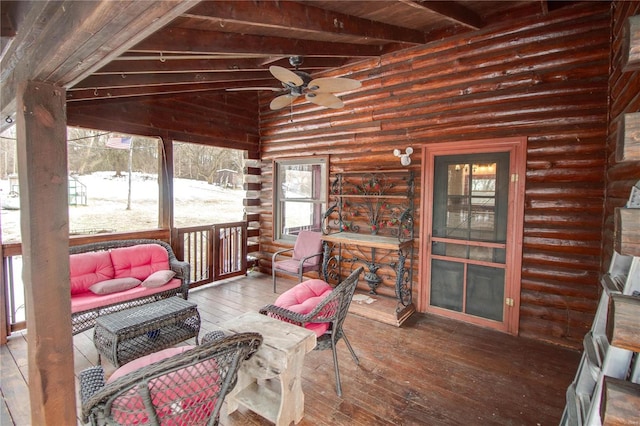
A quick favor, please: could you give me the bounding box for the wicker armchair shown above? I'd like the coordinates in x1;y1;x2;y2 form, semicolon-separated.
259;266;364;396
79;332;262;426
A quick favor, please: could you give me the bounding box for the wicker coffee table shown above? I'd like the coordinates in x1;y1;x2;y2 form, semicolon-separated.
93;297;200;367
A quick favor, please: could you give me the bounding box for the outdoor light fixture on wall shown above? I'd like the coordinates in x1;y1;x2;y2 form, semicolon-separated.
393;147;413;166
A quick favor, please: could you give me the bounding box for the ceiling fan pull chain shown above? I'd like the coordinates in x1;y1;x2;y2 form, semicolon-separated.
289;100;293;122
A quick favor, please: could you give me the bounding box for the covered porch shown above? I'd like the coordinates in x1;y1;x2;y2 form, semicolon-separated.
1;273;580;426
1;1;639;424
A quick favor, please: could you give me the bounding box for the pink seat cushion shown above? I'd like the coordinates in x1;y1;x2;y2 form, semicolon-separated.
274;258;319;273
274;279;333;336
110;244;170;281
70;277;181;314
108;346;196;383
107;345;221;424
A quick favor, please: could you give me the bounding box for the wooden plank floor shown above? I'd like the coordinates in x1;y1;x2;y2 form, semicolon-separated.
1;272;581;425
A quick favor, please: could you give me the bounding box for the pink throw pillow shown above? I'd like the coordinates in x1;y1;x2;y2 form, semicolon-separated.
142;270;176;288
89;277;141;295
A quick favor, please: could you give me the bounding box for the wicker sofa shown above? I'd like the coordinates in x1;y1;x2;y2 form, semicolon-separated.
69;239;190;335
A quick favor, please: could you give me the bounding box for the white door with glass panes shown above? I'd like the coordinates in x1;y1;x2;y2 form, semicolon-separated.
420;138;526;334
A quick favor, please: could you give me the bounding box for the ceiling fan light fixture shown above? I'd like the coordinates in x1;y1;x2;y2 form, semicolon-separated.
262;58;360;110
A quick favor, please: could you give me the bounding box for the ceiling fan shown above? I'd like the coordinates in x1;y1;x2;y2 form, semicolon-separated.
228;56;361;110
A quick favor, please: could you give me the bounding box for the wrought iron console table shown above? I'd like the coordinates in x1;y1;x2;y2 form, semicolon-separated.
321;169;415;324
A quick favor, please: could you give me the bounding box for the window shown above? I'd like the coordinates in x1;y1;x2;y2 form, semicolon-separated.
273;156;328;241
172;142;245;227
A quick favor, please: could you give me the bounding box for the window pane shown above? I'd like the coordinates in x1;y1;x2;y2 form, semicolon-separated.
282;164;323;200
173;142;245;227
274;157;327;240
2;127;165;241
281;201;323;234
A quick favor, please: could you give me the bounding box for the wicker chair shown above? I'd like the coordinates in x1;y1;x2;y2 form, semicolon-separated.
259;266;364;397
79;332;262;426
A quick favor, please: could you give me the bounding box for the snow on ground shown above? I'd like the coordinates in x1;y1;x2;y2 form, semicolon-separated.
0;171;245;243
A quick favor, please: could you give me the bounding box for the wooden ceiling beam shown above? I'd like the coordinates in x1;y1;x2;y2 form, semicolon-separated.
66;79;274;102
184;0;427;45
74;71;270;90
96;57;267;74
1;0;200;126
132;27;383;58
94;56;345;74
399;0;485;29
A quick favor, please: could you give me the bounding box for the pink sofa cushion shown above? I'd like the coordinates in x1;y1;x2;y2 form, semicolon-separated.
70;278;181;314
69;251;115;295
274;279;333;336
110;244;170;281
107;345;220;424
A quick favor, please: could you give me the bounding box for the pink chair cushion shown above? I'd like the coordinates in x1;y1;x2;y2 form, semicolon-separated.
69;251;115;295
107;345;221;424
292;230;322;264
110;244;170;281
274;258;319;273
108;346;195;383
274;279;332;336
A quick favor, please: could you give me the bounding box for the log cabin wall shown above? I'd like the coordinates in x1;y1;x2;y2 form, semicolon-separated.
605;2;640;261
67;91;260;156
259;2;611;349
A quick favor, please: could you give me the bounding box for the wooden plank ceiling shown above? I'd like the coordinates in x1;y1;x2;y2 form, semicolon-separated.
0;0;578;126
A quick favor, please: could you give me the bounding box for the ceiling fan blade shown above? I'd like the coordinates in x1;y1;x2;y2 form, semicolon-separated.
305;92;344;109
226;87;283;92
270;94;297;110
269;65;304;87
307;77;361;93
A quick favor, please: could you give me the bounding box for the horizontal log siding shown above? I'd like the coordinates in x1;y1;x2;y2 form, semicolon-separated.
605;2;640;262
68;92;260;153
259;3;611;348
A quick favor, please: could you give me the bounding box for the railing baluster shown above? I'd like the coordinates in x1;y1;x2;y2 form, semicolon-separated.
1;221;251;338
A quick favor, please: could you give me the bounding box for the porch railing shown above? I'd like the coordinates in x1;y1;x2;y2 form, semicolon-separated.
1;221;251;341
172;221;248;287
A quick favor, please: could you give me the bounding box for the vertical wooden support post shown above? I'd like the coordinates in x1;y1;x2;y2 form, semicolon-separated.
159;134;174;233
16;81;75;425
0;237;7;344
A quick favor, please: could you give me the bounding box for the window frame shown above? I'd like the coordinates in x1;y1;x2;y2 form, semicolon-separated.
272;155;329;242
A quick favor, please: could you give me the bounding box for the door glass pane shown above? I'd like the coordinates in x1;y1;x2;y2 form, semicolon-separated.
430;259;463;312
433;154;508;243
466;264;504;321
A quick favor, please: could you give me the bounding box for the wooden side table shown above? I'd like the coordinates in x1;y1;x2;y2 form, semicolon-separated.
219;312;316;426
